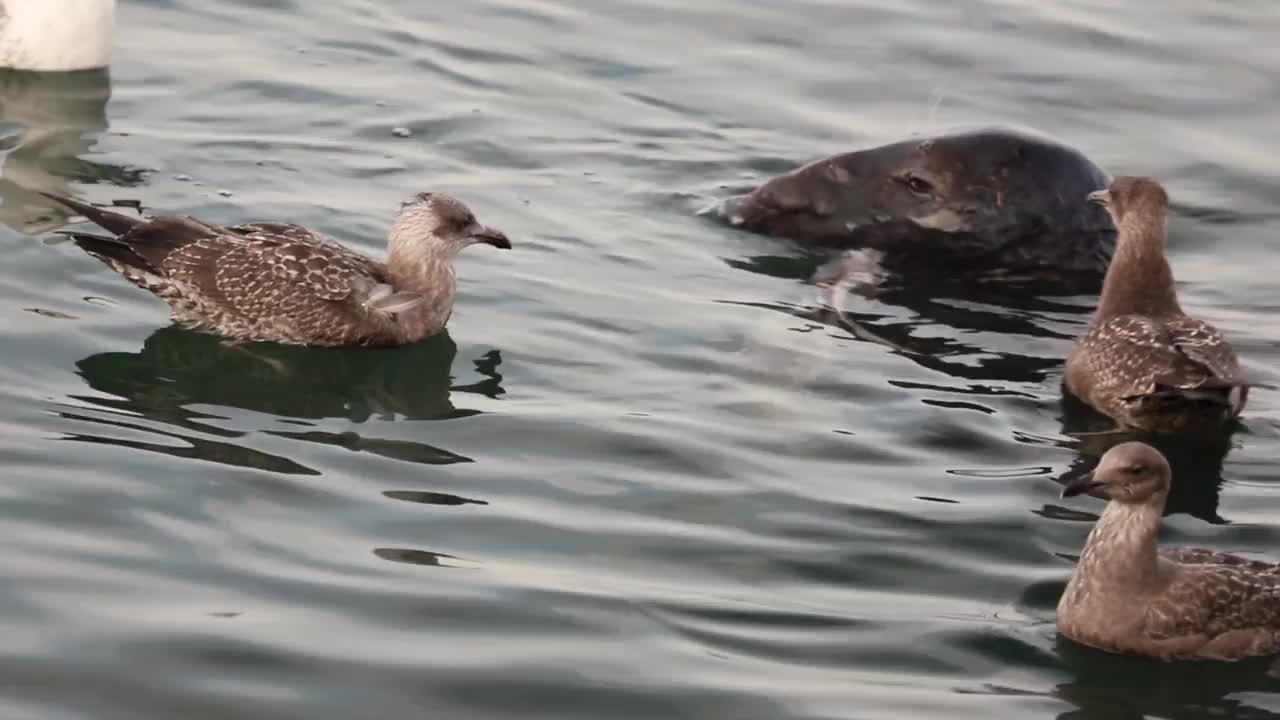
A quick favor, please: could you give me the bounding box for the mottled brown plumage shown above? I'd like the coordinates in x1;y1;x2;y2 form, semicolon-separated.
1058;442;1280;661
46;191;510;347
1064;176;1246;433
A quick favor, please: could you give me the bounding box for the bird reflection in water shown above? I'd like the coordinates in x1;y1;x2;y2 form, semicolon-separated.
961;650;1280;720
731;244;1240;524
0;68;145;233
1051;392;1238;524
58;327;506;473
1050;639;1280;719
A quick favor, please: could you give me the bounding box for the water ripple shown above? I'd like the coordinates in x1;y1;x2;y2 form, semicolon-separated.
1;0;1279;718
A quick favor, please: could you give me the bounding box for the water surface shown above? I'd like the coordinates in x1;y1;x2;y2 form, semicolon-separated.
3;1;1280;718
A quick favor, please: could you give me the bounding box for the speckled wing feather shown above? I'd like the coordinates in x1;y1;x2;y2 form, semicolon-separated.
152;220;396;344
1082;314;1242;402
1144;560;1280;654
71;212;396;345
1158;315;1242;389
1163;547;1280;574
221;222;388;302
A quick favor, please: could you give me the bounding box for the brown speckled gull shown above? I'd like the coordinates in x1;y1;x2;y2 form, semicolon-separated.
44;191;510;347
1063;176;1246;433
1058;442;1280;661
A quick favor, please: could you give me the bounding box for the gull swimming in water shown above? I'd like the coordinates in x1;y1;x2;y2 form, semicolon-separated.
45;191;511;347
1064;176;1247;433
1058;442;1280;661
0;0;115;72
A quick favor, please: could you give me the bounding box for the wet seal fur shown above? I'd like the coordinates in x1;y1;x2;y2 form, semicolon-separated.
718;126;1115;278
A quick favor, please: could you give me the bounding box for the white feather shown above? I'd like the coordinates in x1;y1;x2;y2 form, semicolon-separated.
365;290;425;315
364;282;394;304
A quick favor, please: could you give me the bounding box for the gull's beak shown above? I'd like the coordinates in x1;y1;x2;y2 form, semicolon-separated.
470;225;511;249
1086;189;1110;207
1061;471;1104;499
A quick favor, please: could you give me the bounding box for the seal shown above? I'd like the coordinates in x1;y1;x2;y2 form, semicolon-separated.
718;126;1115;277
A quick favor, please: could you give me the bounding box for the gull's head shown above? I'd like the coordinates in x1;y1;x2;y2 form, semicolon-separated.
1061;441;1172;504
391;192;511;255
1086;176;1169;229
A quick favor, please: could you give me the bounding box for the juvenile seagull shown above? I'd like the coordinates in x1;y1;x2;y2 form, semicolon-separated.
45;192;511;347
1058;442;1280;661
1063;176;1246;433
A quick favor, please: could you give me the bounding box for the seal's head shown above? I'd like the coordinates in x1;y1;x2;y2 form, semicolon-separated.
719;127;1115;275
1061;442;1171;503
1087;176;1169;230
391;192;511;256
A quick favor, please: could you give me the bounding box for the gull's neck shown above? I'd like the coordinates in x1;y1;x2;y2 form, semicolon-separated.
1074;496;1166;590
1096;213;1181;321
384;228;459;342
387;240;457;293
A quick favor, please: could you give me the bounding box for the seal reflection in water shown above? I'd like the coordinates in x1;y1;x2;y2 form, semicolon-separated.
719;126;1115;279
1058;442;1280;661
1063;176;1247;433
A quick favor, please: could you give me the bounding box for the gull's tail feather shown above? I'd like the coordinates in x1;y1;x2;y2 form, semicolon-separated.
41;192;143;236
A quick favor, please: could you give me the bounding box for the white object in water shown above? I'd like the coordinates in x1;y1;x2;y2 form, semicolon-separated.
0;0;115;72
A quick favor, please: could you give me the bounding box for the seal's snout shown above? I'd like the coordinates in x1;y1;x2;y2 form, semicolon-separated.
1086;189;1110;207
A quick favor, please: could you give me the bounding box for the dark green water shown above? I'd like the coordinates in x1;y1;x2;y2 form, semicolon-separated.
3;1;1280;718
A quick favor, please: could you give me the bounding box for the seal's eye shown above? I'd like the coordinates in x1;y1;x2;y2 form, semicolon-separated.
901;174;934;196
